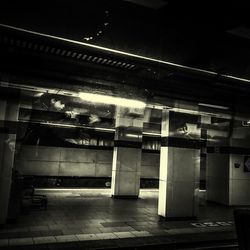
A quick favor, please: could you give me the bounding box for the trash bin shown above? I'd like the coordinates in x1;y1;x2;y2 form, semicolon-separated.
234;208;250;250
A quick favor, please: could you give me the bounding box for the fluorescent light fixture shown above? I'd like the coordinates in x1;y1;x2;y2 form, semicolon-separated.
146;104;173;110
2;24;250;84
221;74;250;83
126;133;141;138
198;103;229;110
78;92;145;109
0;24;218;76
143;131;161;137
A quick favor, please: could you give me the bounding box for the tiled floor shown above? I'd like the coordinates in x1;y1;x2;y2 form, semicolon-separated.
0;188;245;248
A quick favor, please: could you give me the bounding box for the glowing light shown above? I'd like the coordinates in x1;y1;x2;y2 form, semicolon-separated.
126;133;140;138
146;104;167;110
83;37;91;41
34;92;44;97
2;23;250;84
143;131;161;136
198;103;229;110
221;74;250;83
0;24;217;75
78;92;145;109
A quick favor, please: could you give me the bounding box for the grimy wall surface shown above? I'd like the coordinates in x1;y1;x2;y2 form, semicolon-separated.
15;145;160;178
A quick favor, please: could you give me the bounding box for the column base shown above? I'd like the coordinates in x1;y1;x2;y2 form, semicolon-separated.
159;215;197;221
111;195;138;199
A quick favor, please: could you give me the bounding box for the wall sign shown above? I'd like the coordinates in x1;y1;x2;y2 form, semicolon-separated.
244;156;250;172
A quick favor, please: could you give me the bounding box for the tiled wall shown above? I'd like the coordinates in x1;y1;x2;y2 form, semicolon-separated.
15;145;160;178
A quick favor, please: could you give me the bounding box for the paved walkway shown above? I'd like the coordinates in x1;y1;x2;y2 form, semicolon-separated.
0;189;243;248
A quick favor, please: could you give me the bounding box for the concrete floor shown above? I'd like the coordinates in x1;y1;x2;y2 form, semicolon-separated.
0;188;244;248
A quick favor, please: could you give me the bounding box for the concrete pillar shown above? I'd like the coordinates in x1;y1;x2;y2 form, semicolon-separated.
205;115;231;205
111;107;144;198
207;123;250;206
0;99;19;224
229;129;250;205
158;110;201;219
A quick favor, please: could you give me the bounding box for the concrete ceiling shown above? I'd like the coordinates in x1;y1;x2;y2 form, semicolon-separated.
1;0;250;80
2;0;250;120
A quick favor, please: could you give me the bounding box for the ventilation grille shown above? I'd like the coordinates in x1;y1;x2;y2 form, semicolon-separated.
0;35;136;70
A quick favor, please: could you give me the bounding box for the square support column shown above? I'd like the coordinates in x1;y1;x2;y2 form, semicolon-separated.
111;107;144;198
158;110;201;219
0;99;19;224
206;123;250;206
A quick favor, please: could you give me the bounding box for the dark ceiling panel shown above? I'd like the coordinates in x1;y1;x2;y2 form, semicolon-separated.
1;0;250;113
0;0;249;79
